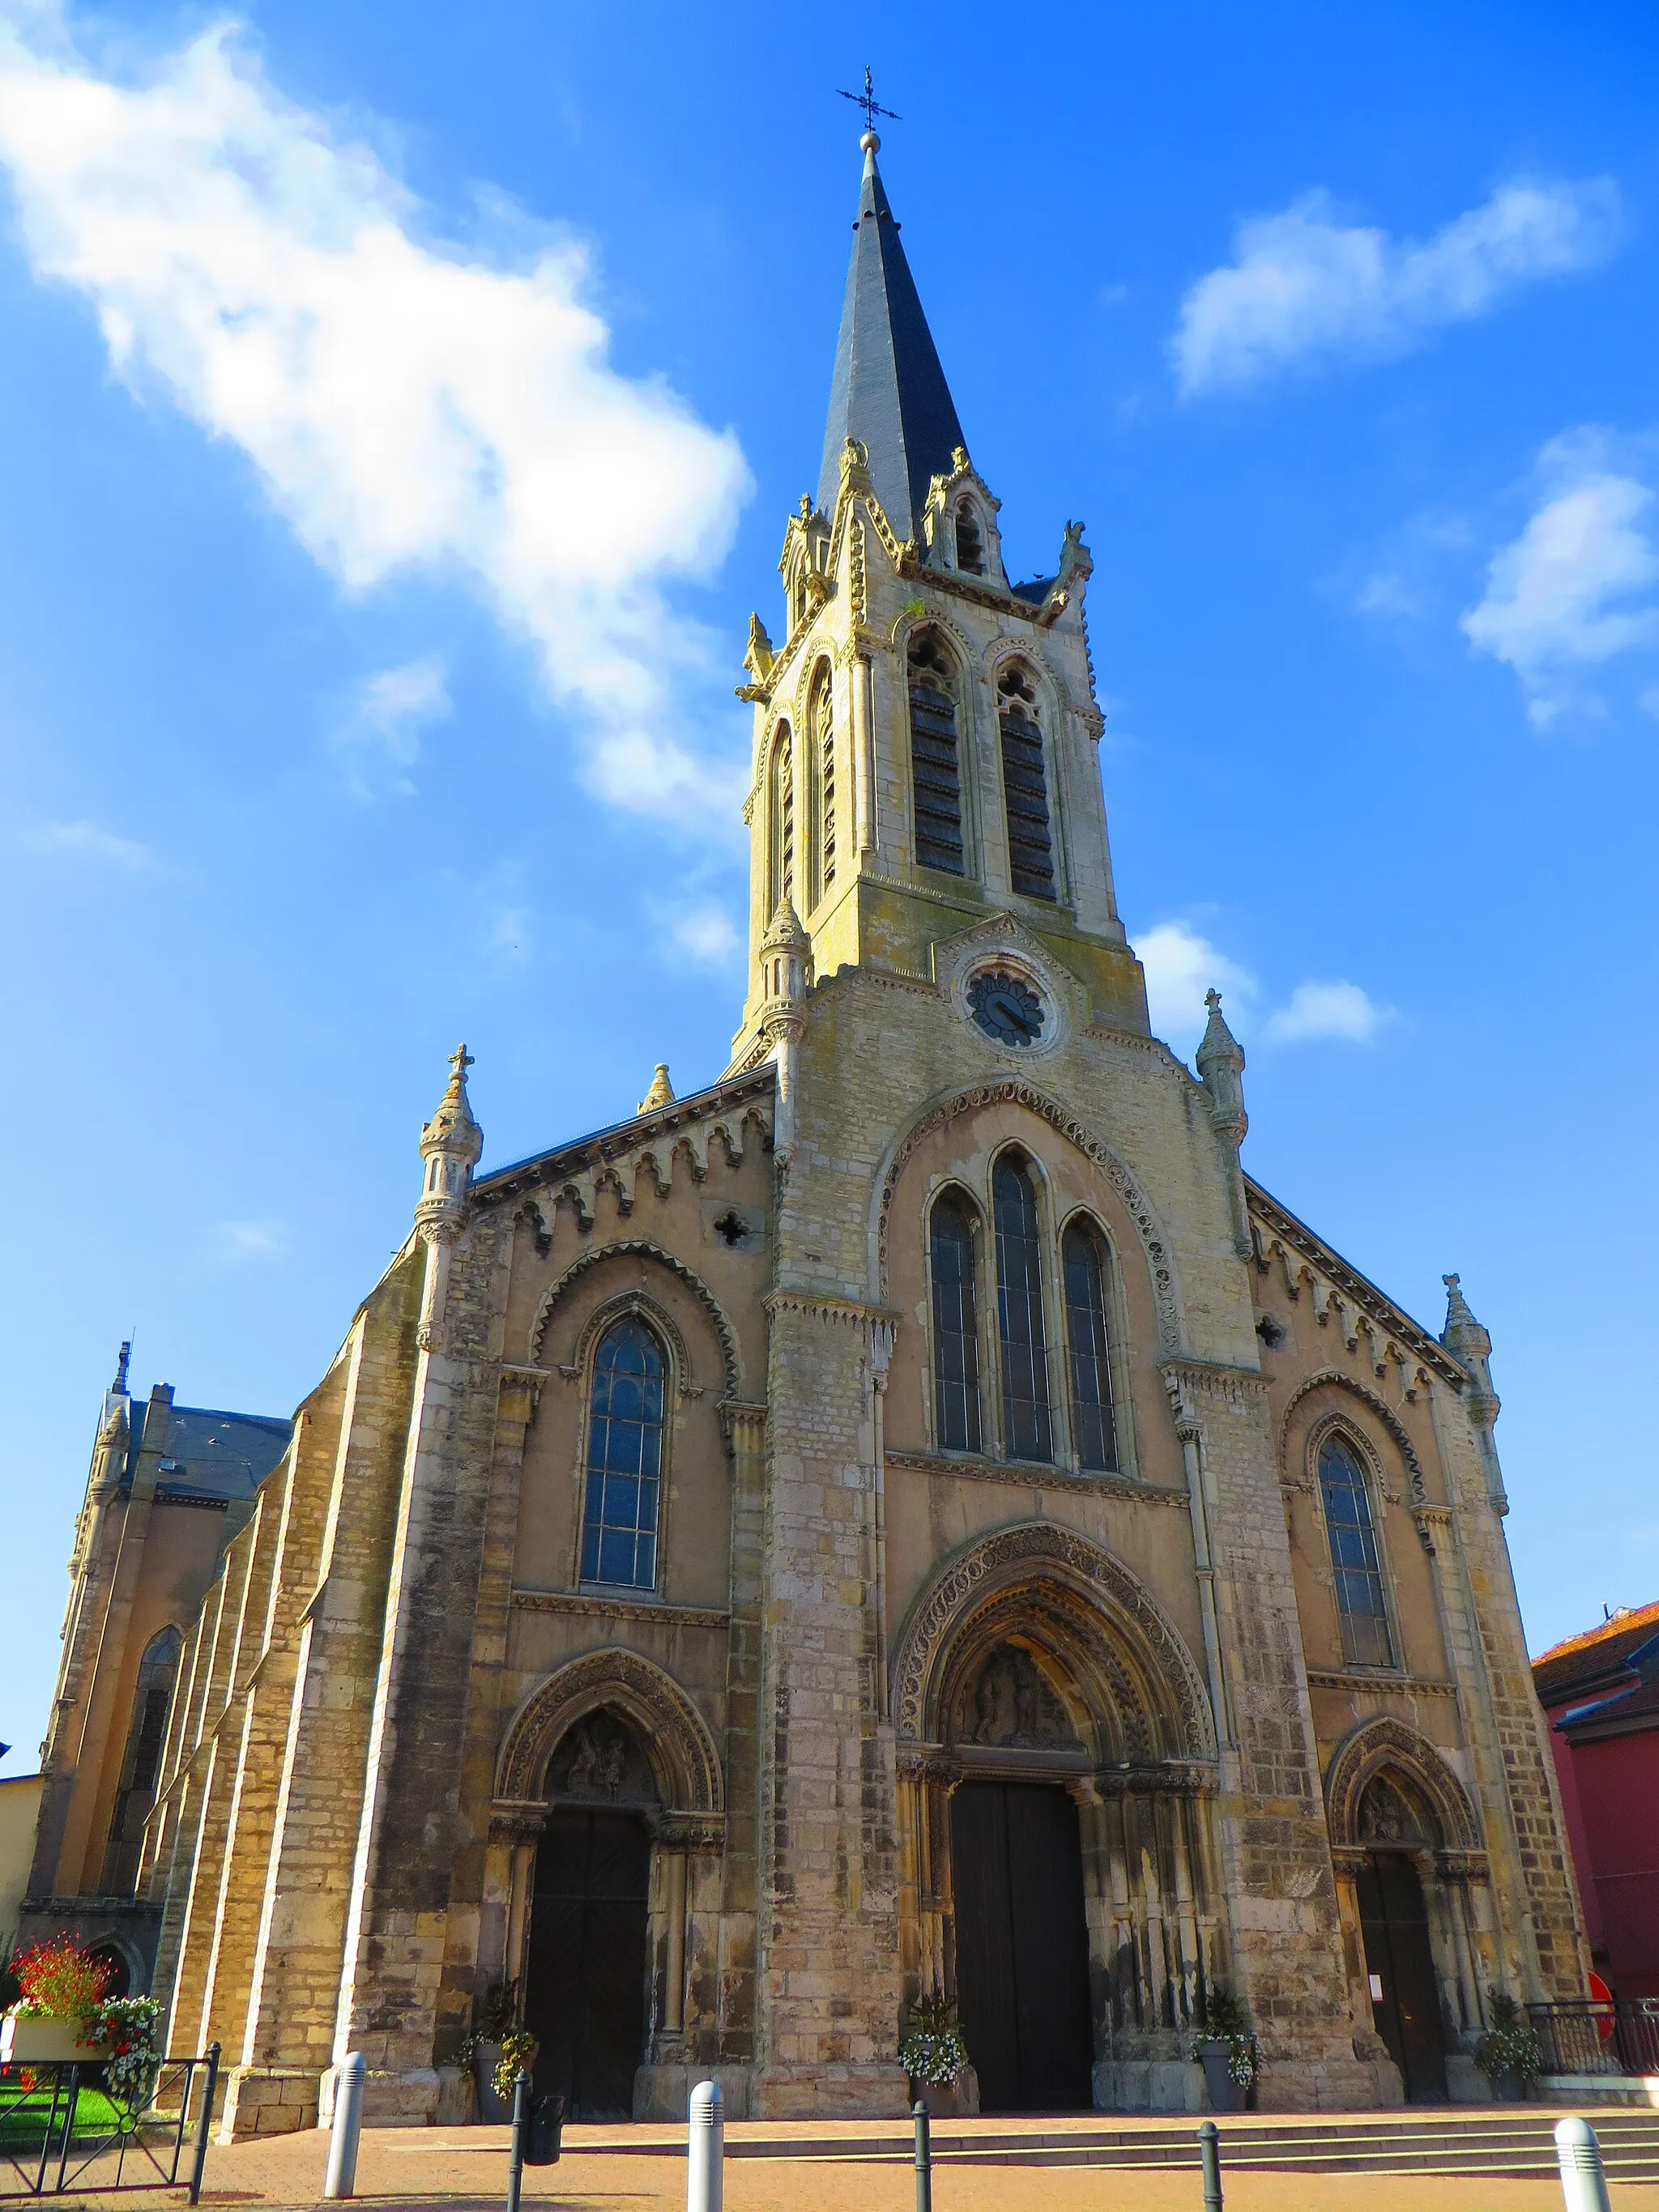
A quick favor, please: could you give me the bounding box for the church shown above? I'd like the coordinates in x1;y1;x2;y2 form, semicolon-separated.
23;127;1588;2133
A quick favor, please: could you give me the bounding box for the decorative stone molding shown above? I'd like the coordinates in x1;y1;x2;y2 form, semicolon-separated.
1280;1370;1429;1508
475;1073;774;1216
873;1079;1182;1352
528;1242;741;1400
1323;1714;1482;1856
884;1449;1188;1508
559;1289;705;1404
495;1647;724;1814
889;1519;1215;1762
1305;1669;1457;1698
1248;1185;1464;1391
764;1288;900;1336
510;1590;731;1631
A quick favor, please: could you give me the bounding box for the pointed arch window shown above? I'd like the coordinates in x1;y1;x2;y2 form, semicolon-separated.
1319;1433;1394;1668
955;499;985;575
997;663;1056;901
909;630;965;876
993;1152;1052;1462
581;1317;666;1588
809;667;836;906
1063;1221;1120;1473
930;1191;982;1452
769;727;795;914
100;1625;181;1894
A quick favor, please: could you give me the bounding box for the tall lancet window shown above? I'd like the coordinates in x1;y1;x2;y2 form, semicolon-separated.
909;630;966;876
993;1152;1052;1462
930;1191;982;1453
809;667;836;906
1063;1221;1120;1473
1319;1434;1394;1668
955;498;985;574
101;1625;182;1894
997;663;1056;901
582;1317;666;1589
769;727;795;914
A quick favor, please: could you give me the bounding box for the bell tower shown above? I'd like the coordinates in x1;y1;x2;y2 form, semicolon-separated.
733;129;1148;1060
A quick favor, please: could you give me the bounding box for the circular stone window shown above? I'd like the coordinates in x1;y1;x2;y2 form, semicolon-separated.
967;966;1046;1048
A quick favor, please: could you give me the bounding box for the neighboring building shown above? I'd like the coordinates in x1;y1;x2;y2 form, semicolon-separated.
46;131;1586;2135
1534;1603;1659;2001
18;1346;291;1994
0;1771;45;1958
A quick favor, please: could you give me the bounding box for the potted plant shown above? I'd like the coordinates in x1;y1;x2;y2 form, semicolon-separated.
462;1981;522;2122
1474;1989;1542;2101
1195;1986;1259;2112
898;1996;971;2117
85;1996;164;2119
0;1937;115;2065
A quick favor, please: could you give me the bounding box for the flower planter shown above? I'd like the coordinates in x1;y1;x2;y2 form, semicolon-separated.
907;2076;970;2119
472;2042;511;2124
1485;2064;1525;2103
1197;2042;1249;2112
0;2013;112;2065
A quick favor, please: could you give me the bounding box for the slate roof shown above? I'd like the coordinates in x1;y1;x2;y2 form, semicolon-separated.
816;142;966;539
129;1399;292;1503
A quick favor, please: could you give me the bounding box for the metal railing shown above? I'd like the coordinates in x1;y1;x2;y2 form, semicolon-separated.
1529;2000;1659;2080
0;2044;220;2200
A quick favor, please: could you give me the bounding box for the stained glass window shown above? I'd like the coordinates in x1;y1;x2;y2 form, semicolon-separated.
581;1318;666;1589
1319;1434;1394;1667
1064;1221;1119;1473
931;1192;982;1452
994;1153;1052;1462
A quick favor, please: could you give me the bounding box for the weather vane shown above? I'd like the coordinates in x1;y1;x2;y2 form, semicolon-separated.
838;66;900;134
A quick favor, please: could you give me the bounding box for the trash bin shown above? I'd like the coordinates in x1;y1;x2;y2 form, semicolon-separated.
526;2093;565;2165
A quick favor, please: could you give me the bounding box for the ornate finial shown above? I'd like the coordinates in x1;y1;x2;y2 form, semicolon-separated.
838;65;900;139
447;1042;475;1090
1205;988;1222;1012
638;1063;675;1115
113;1340;130;1394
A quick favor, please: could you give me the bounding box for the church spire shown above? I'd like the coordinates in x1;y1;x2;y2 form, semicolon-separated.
816;131;966;538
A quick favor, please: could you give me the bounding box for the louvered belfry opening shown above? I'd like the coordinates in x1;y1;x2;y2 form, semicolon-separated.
955;499;985;574
997;663;1056;901
908;629;966;876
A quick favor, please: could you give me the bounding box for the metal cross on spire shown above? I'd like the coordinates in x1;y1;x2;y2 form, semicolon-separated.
838;66;900;134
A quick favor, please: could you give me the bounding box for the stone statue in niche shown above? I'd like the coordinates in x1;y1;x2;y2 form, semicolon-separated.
1358;1774;1427;1845
544;1709;658;1804
964;1645;1075;1749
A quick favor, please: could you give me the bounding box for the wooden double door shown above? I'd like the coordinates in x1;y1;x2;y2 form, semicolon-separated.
950;1781;1095;2112
1357;1851;1448;2102
523;1809;651;2121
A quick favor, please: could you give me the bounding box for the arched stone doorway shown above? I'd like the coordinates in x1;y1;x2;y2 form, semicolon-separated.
489;1649;726;2122
1324;1719;1493;2104
529;1711;658;2120
891;1524;1222;2114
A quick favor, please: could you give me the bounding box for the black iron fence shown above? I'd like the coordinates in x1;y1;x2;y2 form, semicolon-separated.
1529;2000;1659;2080
0;2045;219;2200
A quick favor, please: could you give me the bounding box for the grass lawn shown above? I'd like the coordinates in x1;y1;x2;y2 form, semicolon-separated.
0;2079;133;2152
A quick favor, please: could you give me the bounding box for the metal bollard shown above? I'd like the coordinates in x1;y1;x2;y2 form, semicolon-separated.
505;2071;531;2212
187;2044;220;2207
323;2052;366;2201
688;2079;723;2212
1198;2119;1222;2211
1555;2116;1612;2212
914;2099;932;2212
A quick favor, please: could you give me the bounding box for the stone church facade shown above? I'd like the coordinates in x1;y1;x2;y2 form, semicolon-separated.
30;131;1587;2133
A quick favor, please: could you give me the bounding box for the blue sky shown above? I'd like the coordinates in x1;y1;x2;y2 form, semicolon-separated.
2;0;1657;1771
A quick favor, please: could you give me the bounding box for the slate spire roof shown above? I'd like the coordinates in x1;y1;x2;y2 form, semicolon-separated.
816;134;966;539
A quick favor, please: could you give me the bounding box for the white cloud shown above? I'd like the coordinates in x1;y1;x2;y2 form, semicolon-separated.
671;904;740;967
334;654;450;795
20;819;151;865
1134;921;1257;1053
211;1218;285;1259
1265;981;1389;1045
1461;430;1659;725
1173;177;1620;395
0;14;752;824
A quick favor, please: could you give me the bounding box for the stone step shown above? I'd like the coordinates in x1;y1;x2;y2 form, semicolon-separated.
564;2109;1659;2178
